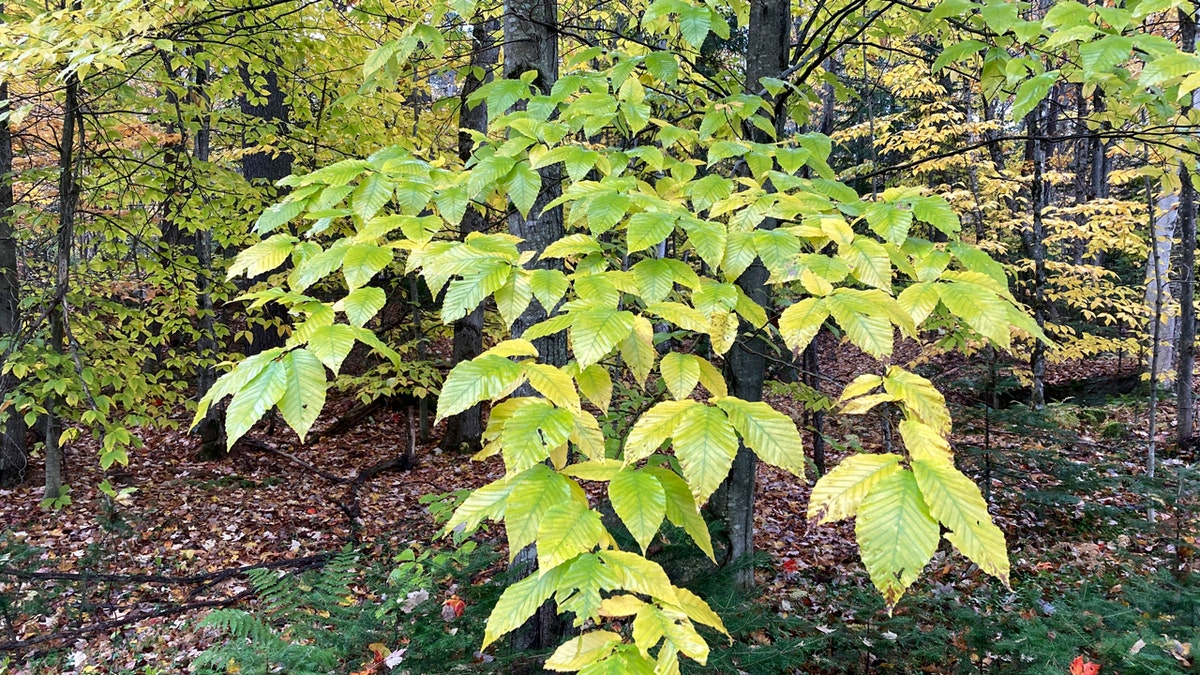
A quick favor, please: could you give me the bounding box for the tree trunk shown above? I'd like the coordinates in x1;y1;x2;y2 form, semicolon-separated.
191;62;224;458
1176;4;1197;444
1028;101;1048;410
443;17;499;455
239;61;292;356
1147;194;1179;389
0;58;26;488
45;66;81;500
717;0;790;591
503;0;567;654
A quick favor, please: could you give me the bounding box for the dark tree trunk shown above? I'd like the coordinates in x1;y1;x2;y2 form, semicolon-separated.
192;62;224;458
717;0;790;591
1027;101;1048;410
1177;4;1197;443
443;18;499;455
45;67;81;499
503;0;567;655
239;62;292;356
0;62;26;488
804;339;825;476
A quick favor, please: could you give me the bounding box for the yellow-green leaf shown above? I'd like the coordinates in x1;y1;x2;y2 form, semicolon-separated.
808;453;902;524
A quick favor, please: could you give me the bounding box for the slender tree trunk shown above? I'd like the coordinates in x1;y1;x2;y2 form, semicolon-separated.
804;340;825;476
443;17;499;454
191;62;224;458
45;66;81;500
503;0;567;654
717;0;790;591
1176;5;1197;444
0;55;26;488
1147;194;1179;388
1028;102;1048;410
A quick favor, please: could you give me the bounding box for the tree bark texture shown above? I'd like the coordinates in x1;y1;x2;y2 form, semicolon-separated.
1176;4;1197;443
1028;101;1048;410
240;61;292;356
502;0;567;655
444;18;499;454
45;68;81;500
191;62;224;458
1147;194;1179;388
0;66;26;488
718;0;790;591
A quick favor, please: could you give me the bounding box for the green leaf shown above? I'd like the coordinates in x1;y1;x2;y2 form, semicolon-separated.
524;363;582;411
912;459;1010;586
863;202;913;246
632;259;677;306
645;466;714;560
673;405;738;505
342;243;393;291
501;398;575;472
808;453;902;524
338;286;386;328
937;280;1013;347
660;352;700;400
353;173;392;220
1011;71;1058;122
576;363;613;413
715;397;805;476
229;234;297;279
679;5;712;47
496;270;534;328
225;359;287;447
587;193;632;234
778;297;828;352
932;39;986;72
443;260;512;323
571;309;636;369
531;269;570;311
827;290;894;358
628;211;677;252
884;367;952;434
538;499;606;571
254;199;306;234
842;238;891;291
854;468;938;608
505;465;573;557
609;468;667;553
898;420;953;463
1078;35;1132;76
436;355;526;423
910;196;961;235
544;234;604;258
625;399;699;463
483;563;567;648
277;349;327;442
679;217;726;270
898;282;941;326
508;162;542;217
620;316;657;387
1140;51;1200;87
306;324;357;373
545;632;623;672
444;476;516;535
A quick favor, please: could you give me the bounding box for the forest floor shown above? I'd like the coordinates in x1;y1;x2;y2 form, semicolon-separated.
1;342;1199;674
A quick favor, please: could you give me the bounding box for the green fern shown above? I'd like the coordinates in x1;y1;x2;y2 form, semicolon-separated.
192;550;359;675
